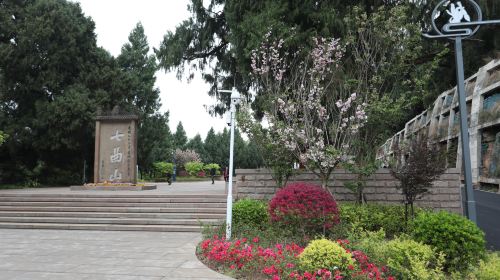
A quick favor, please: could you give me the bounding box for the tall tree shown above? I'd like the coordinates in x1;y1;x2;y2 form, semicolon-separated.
173;121;188;149
0;0;126;184
204;127;219;164
186;133;205;159
117;22;168;173
157;0;500;162
117;22;160;116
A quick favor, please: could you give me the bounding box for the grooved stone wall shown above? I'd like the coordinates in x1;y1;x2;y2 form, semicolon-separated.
235;168;463;214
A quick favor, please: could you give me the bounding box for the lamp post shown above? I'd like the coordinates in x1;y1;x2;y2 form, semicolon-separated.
423;0;500;223
219;87;241;240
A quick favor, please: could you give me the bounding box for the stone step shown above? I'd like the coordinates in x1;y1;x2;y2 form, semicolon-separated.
0;202;227;208
0;211;226;219
0;197;227;203
0;222;203;232
0;217;220;226
0;206;226;213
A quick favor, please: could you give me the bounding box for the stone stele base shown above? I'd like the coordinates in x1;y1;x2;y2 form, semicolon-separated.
70;184;157;191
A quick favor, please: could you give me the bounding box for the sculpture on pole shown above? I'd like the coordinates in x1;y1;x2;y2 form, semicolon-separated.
424;0;500;223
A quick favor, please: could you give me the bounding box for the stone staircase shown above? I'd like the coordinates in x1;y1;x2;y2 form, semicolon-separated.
0;193;227;232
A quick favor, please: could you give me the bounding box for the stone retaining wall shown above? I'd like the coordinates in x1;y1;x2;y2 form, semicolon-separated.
235;168;463;214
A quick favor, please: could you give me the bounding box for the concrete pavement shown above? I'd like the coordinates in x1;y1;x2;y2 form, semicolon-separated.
0;229;231;280
0;181;232;280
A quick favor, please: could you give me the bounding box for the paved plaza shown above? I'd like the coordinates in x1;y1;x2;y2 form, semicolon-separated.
0;228;231;280
0;181;228;196
0;181;232;280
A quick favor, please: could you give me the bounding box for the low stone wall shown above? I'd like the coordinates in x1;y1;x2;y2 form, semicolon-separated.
235;168;463;214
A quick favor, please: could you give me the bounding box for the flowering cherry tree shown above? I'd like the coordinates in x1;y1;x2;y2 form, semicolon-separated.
251;33;368;189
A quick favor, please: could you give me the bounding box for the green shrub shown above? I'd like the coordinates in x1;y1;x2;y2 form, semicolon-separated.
349;229;388;265
203;163;221;175
384;237;446;280
184;161;204;176
233;199;269;230
299;239;355;273
152;162;174;177
350;231;446;280
338;203;424;237
468;252;500;280
412;211;486;272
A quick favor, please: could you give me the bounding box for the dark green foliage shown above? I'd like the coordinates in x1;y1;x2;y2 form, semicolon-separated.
203;128;219;164
0;131;7;146
199;127;262;170
152;162;174;178
173;121;188;149
137;112;172;175
186;133;206;160
412;211;486;272
338;203;424;238
158;0;500;166
238;109;294;188
117;22;171;174
232;199;269;230
0;1;170;184
0;0;113;184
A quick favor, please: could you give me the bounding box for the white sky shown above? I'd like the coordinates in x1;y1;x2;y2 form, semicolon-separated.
73;0;227;139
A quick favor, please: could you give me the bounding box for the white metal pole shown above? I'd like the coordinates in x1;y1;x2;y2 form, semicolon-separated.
226;106;236;240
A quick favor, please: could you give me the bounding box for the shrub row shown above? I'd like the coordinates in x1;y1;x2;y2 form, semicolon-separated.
228;182;488;279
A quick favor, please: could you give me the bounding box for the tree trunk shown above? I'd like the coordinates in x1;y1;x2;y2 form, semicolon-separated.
404;201;409;227
410;203;415;220
321;178;328;189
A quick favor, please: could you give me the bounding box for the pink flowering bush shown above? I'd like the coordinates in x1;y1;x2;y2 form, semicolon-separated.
269;182;339;235
251;33;368;188
197;235;394;280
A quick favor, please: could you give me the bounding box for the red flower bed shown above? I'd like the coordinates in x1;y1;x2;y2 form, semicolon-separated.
269;183;340;232
197;235;394;280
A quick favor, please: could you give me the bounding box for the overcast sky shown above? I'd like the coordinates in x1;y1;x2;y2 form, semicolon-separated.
73;0;227;139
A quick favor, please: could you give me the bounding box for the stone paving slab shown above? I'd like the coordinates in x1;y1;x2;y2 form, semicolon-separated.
0;229;232;280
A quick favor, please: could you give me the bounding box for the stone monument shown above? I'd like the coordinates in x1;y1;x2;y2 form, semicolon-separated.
94;106;138;184
72;106;155;190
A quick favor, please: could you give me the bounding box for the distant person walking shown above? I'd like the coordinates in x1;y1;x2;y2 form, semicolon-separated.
166;171;172;185
210;168;216;184
223;167;229;182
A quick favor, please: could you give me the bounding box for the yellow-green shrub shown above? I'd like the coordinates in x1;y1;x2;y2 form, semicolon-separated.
467;252;500;280
299;239;354;273
184;161;204;176
384;237;446;280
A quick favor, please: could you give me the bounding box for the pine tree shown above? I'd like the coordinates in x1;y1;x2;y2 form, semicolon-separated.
118;22;168;173
173;122;188;149
204;127;219;164
186;134;206;161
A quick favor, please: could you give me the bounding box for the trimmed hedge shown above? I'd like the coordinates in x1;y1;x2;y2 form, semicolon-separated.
412;211;486;272
233;199;269;229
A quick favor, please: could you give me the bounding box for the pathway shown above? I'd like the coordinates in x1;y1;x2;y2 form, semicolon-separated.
0;181;232;280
